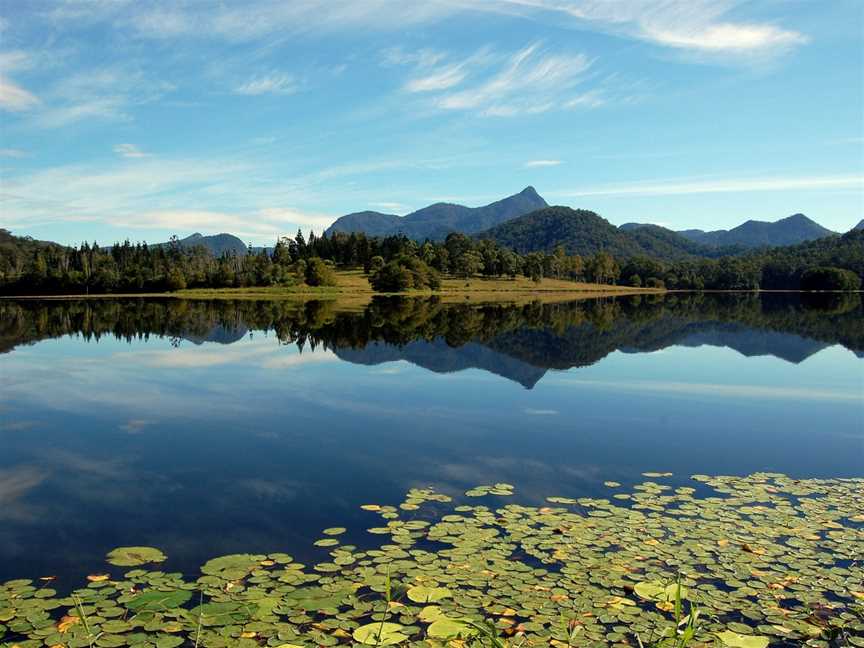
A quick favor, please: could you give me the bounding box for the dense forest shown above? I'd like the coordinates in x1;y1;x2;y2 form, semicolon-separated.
1;225;861;294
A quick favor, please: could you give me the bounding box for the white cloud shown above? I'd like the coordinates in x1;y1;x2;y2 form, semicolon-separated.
643;22;807;53
113;143;149;158
0;148;28;158
552;174;864;198
524;159;562;168
234;73;296;96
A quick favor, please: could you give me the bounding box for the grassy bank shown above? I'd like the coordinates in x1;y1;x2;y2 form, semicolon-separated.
3;269;662;305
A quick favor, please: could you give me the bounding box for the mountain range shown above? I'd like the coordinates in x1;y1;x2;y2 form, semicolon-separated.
671;213;837;249
325;186;548;240
8;186;855;259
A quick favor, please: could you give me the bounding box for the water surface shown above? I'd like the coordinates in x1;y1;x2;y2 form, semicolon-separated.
1;293;861;583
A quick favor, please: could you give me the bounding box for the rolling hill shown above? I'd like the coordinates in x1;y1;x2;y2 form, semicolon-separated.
477;207;723;259
325;186;548;240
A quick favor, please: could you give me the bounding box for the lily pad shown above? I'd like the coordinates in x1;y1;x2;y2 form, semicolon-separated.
352;622;409;645
427;617;479;639
716;630;771;648
407;585;451;603
106;546;167;567
126;590;192;612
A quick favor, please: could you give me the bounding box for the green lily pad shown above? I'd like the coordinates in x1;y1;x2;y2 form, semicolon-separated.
126;590;192;612
716;630;771;648
187;601;255;626
427;617;479;639
407;585;451;603
352;622;409;645
106;546;167;567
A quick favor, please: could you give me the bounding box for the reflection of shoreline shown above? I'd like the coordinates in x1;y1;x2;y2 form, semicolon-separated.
0;293;861;387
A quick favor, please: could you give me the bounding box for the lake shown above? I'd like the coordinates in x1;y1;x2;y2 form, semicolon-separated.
1;293;862;646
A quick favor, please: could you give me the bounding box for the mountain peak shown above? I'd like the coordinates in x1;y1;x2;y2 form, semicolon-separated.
519;186;540;197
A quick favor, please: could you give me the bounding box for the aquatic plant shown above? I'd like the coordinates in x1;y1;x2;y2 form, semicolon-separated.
1;473;862;648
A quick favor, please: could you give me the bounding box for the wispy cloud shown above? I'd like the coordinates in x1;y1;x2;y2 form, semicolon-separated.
113;143;149;159
25;65;175;128
552;174;864;198
381;47;446;68
464;0;808;60
406;43;595;117
0;50;40;112
524;159;562;168
234;73;297;96
0;75;40;111
405;64;469;92
369;201;405;212
112;1;808;62
554;377;862;402
0;148;28;158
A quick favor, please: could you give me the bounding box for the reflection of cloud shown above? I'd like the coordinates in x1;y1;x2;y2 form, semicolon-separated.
261;349;337;369
372;366;404;375
44;450;128;479
119;419;154;434
554;378;862;402
239;479;302;502
524;408;558;415
0;466;46;521
0;420;39;432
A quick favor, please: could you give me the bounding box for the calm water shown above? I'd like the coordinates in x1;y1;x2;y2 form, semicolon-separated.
1;293;862;584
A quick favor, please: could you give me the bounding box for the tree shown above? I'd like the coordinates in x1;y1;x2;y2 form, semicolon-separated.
800;267;861;291
166;267;187;291
368;255;385;275
305;257;337;286
454;251;483;278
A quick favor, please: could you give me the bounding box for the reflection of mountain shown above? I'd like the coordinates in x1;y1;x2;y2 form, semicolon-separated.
184;324;249;345
335;339;548;388
1;293;861;388
674;324;829;363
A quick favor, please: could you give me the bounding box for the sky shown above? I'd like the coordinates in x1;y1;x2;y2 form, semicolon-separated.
0;0;862;246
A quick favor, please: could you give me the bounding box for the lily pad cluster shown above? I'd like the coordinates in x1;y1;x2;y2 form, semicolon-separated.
2;473;863;648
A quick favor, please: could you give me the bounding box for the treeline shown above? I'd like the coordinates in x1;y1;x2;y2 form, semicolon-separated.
1;226;862;294
3;292;862;361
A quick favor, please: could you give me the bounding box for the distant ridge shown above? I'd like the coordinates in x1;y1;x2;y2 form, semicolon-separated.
852;219;864;231
325;186;548;240
674;213;836;248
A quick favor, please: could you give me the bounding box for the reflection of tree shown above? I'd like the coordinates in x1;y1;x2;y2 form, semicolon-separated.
1;294;862;367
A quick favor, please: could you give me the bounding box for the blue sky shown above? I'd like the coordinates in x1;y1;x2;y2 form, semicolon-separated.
0;0;862;246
